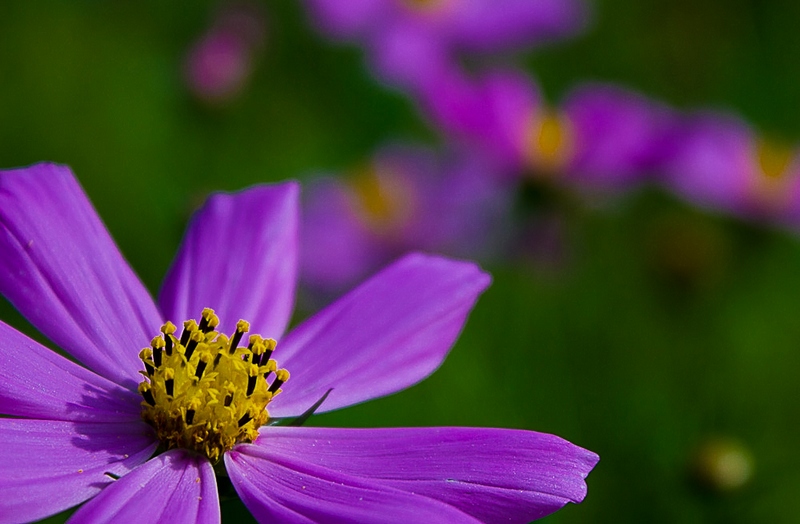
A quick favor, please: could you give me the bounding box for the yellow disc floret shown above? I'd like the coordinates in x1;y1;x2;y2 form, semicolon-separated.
138;308;288;463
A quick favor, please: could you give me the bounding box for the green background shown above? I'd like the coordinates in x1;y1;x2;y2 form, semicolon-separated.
1;1;799;522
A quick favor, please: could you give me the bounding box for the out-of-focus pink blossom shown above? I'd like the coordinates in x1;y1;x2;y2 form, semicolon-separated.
185;3;267;103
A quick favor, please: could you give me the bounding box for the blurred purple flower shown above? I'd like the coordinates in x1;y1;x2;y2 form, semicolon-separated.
662;111;800;226
0;163;597;523
300;144;515;298
304;0;589;91
421;69;677;191
185;3;267;103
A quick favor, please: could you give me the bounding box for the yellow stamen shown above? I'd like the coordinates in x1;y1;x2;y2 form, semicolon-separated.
750;137;797;209
347;165;416;234
401;0;451;13
525;109;574;175
137;311;288;463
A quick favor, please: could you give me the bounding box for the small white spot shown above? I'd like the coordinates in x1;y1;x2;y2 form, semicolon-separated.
77;469;83;474
196;477;201;483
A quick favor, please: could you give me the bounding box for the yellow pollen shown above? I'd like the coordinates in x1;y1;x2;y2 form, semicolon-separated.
756;138;793;180
525;109;574;175
750;137;797;209
138;309;289;463
401;0;451;13
347;164;416;234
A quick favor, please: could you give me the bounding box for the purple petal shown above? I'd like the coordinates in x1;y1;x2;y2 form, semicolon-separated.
447;0;590;53
419;68;540;174
68;449;219;524
0;418;157;523
303;0;387;41
562;84;678;187
662;113;754;214
159;182;299;338
268;253;491;417
367;18;452;93
0;163;163;388
243;426;598;524
300;177;388;297
225;440;482;523
0;320;142;421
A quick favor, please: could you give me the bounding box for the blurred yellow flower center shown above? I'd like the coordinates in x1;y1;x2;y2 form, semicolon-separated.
526;109;574;174
401;0;449;13
756;138;793;180
751;138;795;208
137;308;289;463
348;165;415;233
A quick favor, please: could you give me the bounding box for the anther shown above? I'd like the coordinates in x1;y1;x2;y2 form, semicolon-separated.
161;322;176;355
184;330;204;361
268;369;290;394
181;319;198;347
237;412;253;427
229;320;250;353
138;383;156;406
185;398;201;425
198;308;219;333
260;338;277;366
195;355;210;380
246;364;259;397
224;383;235;407
164;368;175;397
151;336;165;367
139;348;154;376
262;358;277;380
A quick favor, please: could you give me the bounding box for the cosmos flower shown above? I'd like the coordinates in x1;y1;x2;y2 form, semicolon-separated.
303;0;588;92
300;144;514;301
0;163;598;523
420;69;677;191
661;111;800;227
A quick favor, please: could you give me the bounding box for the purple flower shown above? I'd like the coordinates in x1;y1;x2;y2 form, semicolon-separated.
304;0;588;92
184;3;267;103
0;163;597;523
300;144;514;299
420;69;677;191
662;111;800;226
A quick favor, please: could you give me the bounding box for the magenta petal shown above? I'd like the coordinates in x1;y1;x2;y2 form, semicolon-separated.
448;0;590;53
0;320;142;421
159;182;299;338
0;163;163;387
243;426;598;524
300;177;387;295
68;449;219;524
268;253;491;417
0;418;157;523
303;0;387;41
225;441;481;523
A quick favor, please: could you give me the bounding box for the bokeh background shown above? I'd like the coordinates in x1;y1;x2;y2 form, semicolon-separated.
2;0;800;522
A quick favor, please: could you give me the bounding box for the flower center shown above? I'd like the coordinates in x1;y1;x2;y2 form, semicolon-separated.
525;109;574;175
750;137;795;209
347;165;416;234
400;0;450;13
137;308;289;463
